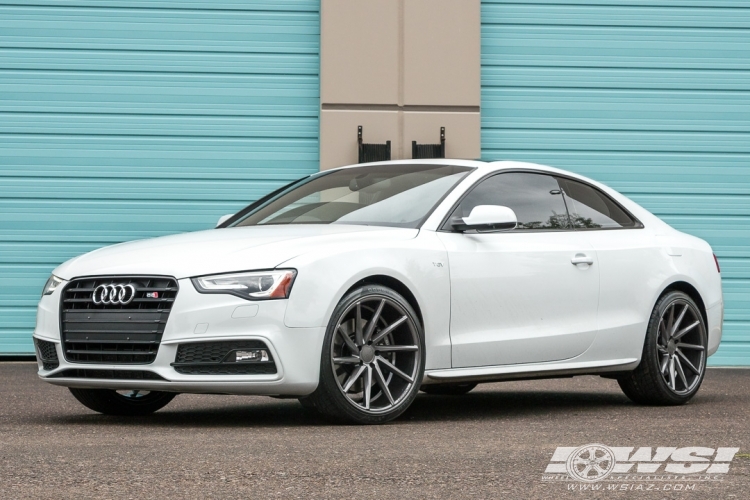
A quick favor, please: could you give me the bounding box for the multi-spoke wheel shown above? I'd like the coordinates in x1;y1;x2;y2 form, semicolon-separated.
69;388;176;416
301;285;425;424
618;290;707;405
656;298;706;394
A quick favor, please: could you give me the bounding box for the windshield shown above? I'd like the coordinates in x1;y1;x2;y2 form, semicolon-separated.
233;164;473;229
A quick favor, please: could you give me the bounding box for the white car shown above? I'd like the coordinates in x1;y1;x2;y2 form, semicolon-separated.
34;160;723;424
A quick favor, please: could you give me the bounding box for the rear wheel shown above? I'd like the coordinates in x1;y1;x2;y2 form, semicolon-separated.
618;291;707;405
420;383;477;395
305;285;425;424
69;388;176;416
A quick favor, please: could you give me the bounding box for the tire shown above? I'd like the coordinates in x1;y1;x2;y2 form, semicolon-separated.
69;388;176;416
618;291;707;406
305;285;425;424
420;383;477;395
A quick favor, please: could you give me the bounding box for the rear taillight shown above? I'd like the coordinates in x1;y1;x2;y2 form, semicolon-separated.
714;253;720;273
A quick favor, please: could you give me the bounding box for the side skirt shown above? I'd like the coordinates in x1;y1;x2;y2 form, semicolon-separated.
422;358;639;385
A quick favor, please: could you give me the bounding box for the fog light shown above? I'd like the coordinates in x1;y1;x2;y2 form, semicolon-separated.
234;349;269;362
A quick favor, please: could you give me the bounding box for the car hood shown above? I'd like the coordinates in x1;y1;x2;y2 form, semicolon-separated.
54;225;419;280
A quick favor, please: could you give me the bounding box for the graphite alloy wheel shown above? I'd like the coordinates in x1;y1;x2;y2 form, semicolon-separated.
305;285;425;424
69;388;176;416
420;383;477;395
618;291;707;405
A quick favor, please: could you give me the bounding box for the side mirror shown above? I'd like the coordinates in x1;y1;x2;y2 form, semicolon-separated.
216;214;234;228
451;205;517;232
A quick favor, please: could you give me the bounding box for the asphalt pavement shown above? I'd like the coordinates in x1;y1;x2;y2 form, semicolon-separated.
1;362;748;499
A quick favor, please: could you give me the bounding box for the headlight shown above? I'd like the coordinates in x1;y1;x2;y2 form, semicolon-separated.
42;275;64;296
191;270;297;300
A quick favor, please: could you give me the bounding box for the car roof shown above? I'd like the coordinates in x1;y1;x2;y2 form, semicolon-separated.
339;159;661;232
329;158;485;170
330;158;581;178
328;158;633;204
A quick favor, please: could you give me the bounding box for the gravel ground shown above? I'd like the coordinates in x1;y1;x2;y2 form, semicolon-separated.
1;362;748;499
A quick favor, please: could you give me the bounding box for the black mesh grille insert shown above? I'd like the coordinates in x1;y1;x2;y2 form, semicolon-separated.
60;276;178;364
175;364;277;376
34;338;59;371
173;341;277;375
47;369;166;380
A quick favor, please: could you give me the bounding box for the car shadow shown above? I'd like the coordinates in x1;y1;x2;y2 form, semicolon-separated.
405;389;631;422
41;389;633;428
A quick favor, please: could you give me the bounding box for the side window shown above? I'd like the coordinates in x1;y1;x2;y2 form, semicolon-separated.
556;178;637;229
450;172;570;230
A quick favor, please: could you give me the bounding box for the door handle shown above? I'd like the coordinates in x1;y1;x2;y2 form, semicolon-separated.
571;253;594;266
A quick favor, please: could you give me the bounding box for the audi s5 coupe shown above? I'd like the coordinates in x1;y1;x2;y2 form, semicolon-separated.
34;160;723;424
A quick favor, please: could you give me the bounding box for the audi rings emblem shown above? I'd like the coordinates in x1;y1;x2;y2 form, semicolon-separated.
92;284;136;305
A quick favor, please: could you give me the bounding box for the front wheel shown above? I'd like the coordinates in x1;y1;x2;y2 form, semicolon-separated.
305;285;425;424
69;388;176;416
618;291;707;405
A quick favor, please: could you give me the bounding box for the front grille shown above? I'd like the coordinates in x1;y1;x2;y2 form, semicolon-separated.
60;276;178;364
172;341;277;375
34;338;59;371
47;369;166;380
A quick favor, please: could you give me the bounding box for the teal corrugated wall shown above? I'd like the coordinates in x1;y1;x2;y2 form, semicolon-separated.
0;0;320;354
481;0;750;365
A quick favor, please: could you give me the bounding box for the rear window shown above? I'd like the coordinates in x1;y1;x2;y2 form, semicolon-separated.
556;178;637;229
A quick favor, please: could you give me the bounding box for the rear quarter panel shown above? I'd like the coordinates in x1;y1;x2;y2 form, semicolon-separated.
661;231;723;355
584;180;723;360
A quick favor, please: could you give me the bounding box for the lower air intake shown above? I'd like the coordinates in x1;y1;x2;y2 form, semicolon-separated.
172;340;277;375
34;338;59;371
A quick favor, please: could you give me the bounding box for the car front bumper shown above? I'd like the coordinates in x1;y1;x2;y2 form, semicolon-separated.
33;278;326;396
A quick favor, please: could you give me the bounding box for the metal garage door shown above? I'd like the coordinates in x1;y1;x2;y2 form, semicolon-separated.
0;1;320;354
481;0;750;365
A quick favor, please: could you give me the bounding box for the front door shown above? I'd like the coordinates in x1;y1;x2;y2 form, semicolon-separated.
437;172;600;368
